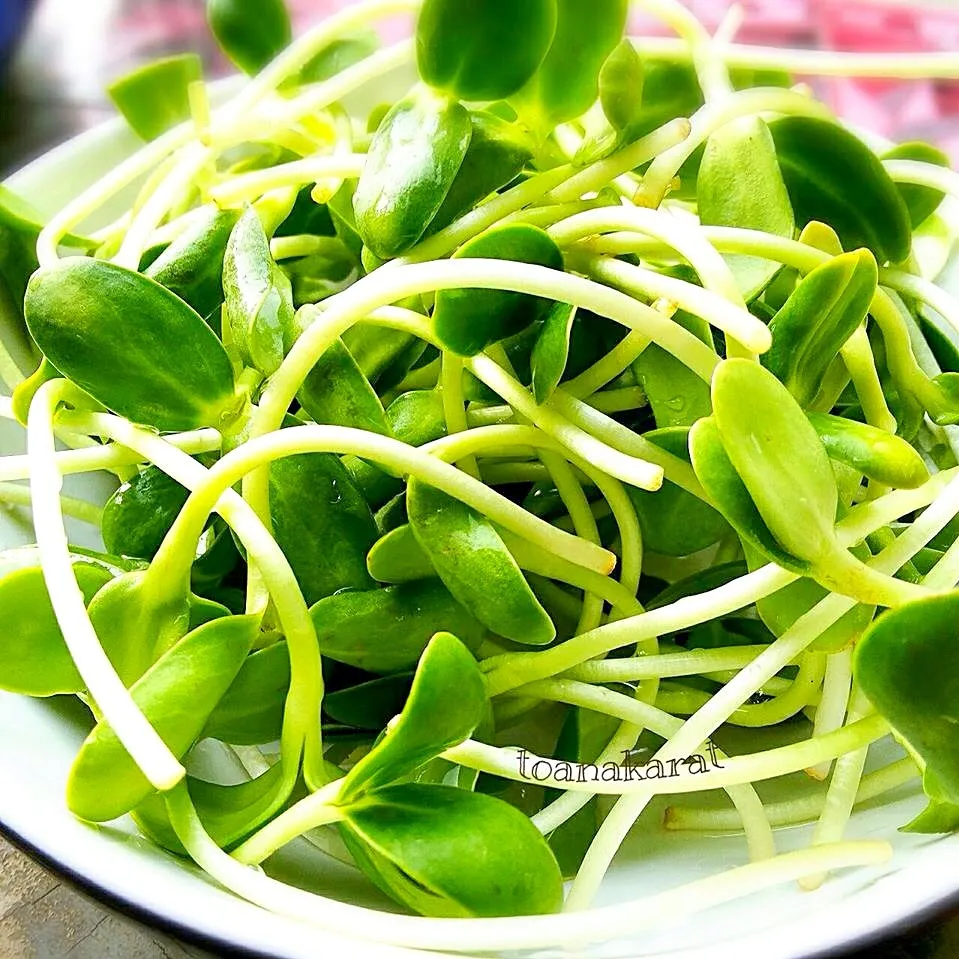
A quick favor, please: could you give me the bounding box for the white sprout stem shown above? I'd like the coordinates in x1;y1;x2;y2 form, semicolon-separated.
882;269;959;337
884;159;959;199
577;253;770;353
524;679;776;863
209;155;366;207
808;648;853;781
542;118;692;206
840;326;898;434
547;390;706;499
562;470;959;910
114;143;209;270
0;481;101;526
185;422;615;575
392;118;690;268
226;1;420;119
231;39;416;143
564;645;773;682
632;0;733;101
564;330;652;398
245;259;721;546
633;37;959;79
447;715;888;797
77;412;324;786
0;427;223;482
440;353;480;479
583;224;941;406
26;382;184;790
483;464;957;697
530;453;607;633
35;5;417;267
164;782;890;952
551;206;747;309
582;386;648;414
468;354;665;491
635;87;833;208
666;758;918;832
800;688;874;891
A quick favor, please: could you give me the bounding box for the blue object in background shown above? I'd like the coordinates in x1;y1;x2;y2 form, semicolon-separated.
0;0;34;61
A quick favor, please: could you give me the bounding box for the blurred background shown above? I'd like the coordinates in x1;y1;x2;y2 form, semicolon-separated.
0;0;958;956
1;0;959;177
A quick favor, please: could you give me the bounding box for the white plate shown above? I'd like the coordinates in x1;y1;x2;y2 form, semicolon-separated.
2;86;959;959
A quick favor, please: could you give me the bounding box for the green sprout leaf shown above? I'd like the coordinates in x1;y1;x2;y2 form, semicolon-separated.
207;0;291;76
67;615;257;822
407;478;556;645
108;54;203;142
855;593;959;806
627;427;729;557
688;416;811;575
309;579;484;674
531;302;577;404
806;412;929;490
340;783;563;917
633;305;713;429
146;207;240;321
416;0;557;102
339;632;487;800
25;257;238;432
428;111;534;235
101;466;192;563
353;90;472;259
599;39;645;135
269;452;378;606
202;641;291;746
367;524;436;584
763;249;878;408
883;140;951;229
698;116;794;301
223;206;297;377
769;117;912;264
0;563;112;696
512;0;628;129
324;673;414;731
297;338;391;437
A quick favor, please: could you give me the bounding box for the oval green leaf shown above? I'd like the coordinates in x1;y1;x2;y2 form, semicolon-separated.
25;257;237;432
341;782;563;917
207;0;291;75
107;54;202;142
338;632;486;801
269;452;378;606
67;614;257;822
202;641;291;746
416;0;557;102
769;116;911;263
407;478;555;645
698;116;794;301
763;249;878;407
855;593;959;805
712;359;838;564
309;579;484;674
147;207;240;321
627;427;729;556
512;0;628;129
806;411;929;490
353;91;472;259
0;563;112;696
